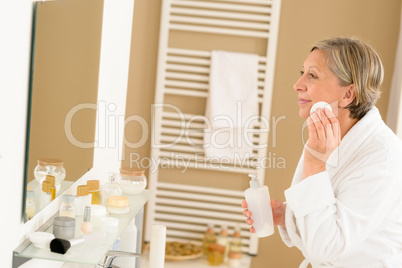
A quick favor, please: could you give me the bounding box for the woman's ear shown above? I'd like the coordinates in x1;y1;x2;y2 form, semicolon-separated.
341;84;355;107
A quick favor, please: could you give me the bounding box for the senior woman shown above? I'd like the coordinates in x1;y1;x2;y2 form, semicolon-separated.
242;37;402;267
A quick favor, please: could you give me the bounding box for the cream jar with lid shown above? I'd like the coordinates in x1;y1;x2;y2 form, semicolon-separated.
106;196;129;214
53;216;75;239
34;158;66;191
117;167;147;195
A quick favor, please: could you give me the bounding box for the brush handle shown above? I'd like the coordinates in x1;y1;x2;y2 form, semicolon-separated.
69;232;107;247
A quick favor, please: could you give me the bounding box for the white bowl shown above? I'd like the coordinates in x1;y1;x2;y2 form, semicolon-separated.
29;232;55;249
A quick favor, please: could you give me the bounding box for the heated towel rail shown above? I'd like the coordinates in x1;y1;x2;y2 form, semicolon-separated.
145;0;281;255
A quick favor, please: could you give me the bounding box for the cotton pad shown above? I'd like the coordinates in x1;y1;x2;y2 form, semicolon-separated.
310;101;332;116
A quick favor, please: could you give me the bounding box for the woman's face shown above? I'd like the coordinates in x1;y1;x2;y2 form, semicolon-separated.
293;49;348;119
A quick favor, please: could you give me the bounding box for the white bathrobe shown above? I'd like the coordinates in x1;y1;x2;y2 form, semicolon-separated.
279;107;402;268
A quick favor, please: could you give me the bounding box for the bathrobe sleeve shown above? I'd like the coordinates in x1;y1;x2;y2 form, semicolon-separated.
283;144;400;263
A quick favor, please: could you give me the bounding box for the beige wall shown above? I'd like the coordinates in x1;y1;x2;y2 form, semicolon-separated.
124;0;401;267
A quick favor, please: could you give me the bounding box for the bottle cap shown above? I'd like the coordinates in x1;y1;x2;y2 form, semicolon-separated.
27;190;35;198
87;180;100;191
62;194;75;203
45;175;55;187
206;223;215;234
220;225;228;236
38;158;63;168
77;185;89;196
83;206;91;222
248;172;260;189
41;181;51;193
233;224;241;237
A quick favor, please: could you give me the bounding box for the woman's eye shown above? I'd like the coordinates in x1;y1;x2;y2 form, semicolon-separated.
300;70;304;76
309;73;317;79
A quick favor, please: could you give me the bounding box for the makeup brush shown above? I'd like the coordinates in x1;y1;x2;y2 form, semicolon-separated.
50;232;107;254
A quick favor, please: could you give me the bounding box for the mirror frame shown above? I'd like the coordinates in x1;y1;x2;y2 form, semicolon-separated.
22;2;37;222
22;0;134;229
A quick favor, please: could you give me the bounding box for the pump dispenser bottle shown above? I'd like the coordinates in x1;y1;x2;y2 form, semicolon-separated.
202;224;216;255
244;172;274;237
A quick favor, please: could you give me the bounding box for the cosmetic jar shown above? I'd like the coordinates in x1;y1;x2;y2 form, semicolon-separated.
29;232;55;249
90;204;107;228
106;195;130;214
34;158;66;191
118;167;147;195
53;216;76;239
100;217;119;234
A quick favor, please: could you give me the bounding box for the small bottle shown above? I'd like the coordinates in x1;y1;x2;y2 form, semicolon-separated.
74;185;92;216
102;172;122;206
43;175;56;201
50;186;56;201
26;190;36;220
202;224;216;255
217;225;229;263
228;225;242;267
244;173;274;237
87;180;102;205
40;181;52;209
59;195;75;218
81;206;92;234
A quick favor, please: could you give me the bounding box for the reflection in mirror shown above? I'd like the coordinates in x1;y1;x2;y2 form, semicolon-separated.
24;0;104;221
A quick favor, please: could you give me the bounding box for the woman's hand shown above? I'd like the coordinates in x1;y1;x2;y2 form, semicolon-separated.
303;108;340;179
242;199;286;232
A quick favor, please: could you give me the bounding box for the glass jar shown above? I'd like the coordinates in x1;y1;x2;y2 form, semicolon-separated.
59;194;75;218
102;172;122;206
34;158;66;192
117;167;147;195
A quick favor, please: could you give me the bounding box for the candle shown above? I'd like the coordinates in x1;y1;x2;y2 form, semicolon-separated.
149;225;167;268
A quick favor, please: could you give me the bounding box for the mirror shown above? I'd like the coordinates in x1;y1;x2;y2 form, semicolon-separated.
24;0;104;221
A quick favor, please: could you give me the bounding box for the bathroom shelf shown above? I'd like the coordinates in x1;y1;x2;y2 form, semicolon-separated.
14;189;152;266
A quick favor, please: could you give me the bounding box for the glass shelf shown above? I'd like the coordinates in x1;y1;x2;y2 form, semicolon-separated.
15;189;152;265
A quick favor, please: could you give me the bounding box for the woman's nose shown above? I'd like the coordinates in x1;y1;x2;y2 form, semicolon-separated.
293;76;306;92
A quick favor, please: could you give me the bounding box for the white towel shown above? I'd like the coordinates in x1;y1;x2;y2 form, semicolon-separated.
204;50;259;160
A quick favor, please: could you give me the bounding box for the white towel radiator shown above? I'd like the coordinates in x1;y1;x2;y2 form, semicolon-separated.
145;0;281;255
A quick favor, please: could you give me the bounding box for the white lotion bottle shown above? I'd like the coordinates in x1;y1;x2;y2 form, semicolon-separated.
244;173;274;237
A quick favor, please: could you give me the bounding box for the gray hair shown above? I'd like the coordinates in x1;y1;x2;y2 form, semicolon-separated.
311;37;383;119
